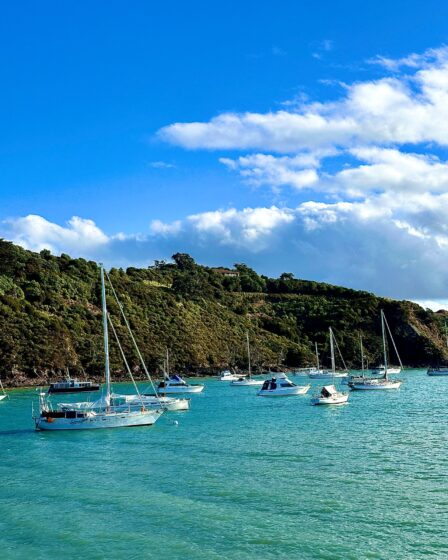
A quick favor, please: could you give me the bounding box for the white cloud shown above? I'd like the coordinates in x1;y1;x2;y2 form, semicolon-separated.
186;206;294;250
220;153;321;191
412;300;448;312
158;46;448;152
312;39;334;60
149;160;176;169
150;219;182;236
369;45;448;71
3;215;109;255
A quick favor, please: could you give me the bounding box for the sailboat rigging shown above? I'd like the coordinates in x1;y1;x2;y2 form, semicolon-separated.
33;266;164;430
349;311;402;391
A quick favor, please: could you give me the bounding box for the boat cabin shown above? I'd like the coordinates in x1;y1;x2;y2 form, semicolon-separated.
158;375;188;388
320;385;337;397
261;376;296;391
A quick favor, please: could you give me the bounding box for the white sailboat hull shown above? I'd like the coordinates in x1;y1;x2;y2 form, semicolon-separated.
350;379;402;390
258;385;310;397
35;409;163;431
110;394;190;411
0;394;6;402
371;367;401;375
158;384;204;394
230;379;264;386
308;371;348;379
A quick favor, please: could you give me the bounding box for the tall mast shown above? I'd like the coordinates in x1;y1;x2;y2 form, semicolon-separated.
381;310;388;379
360;334;365;377
166;347;170;379
100;265;111;398
329;327;336;375
246;331;251;378
315;342;320;371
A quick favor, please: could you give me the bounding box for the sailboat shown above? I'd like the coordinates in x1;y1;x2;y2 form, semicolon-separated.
231;333;264;386
349;311;402;390
0;378;7;402
33;266;164;430
308;341;348;379
427;321;448;376
311;327;349;405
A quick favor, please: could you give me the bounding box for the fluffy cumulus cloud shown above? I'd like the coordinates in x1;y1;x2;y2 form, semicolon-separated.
158;46;448;151
3;215;109;255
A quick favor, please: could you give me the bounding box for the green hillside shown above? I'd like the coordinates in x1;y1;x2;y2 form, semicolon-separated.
0;240;446;386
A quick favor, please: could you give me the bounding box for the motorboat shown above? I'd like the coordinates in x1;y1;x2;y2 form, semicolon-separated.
427;366;448;376
33;266;164;431
257;373;310;397
311;327;349;406
310;384;349;405
219;370;243;381
157;375;204;394
48;378;100;393
231;332;264;386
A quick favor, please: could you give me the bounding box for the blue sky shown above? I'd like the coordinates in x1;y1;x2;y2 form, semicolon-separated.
3;1;448;306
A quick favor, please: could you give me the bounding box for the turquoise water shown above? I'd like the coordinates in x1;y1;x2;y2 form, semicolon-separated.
1;370;447;559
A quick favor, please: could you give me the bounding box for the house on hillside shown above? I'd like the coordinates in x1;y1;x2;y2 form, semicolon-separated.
211;267;240;277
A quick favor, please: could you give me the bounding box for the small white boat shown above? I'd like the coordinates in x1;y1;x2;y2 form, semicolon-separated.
219;370;243;381
157;375;204;394
231;332;264;386
33;266;164;431
311;384;349;405
427;366;448;376
258;373;310;397
311;328;349;406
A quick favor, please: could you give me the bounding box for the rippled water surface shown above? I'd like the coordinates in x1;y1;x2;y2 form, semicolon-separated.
1;370;448;559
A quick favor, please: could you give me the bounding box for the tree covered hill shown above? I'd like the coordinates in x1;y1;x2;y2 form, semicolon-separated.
0;239;446;386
